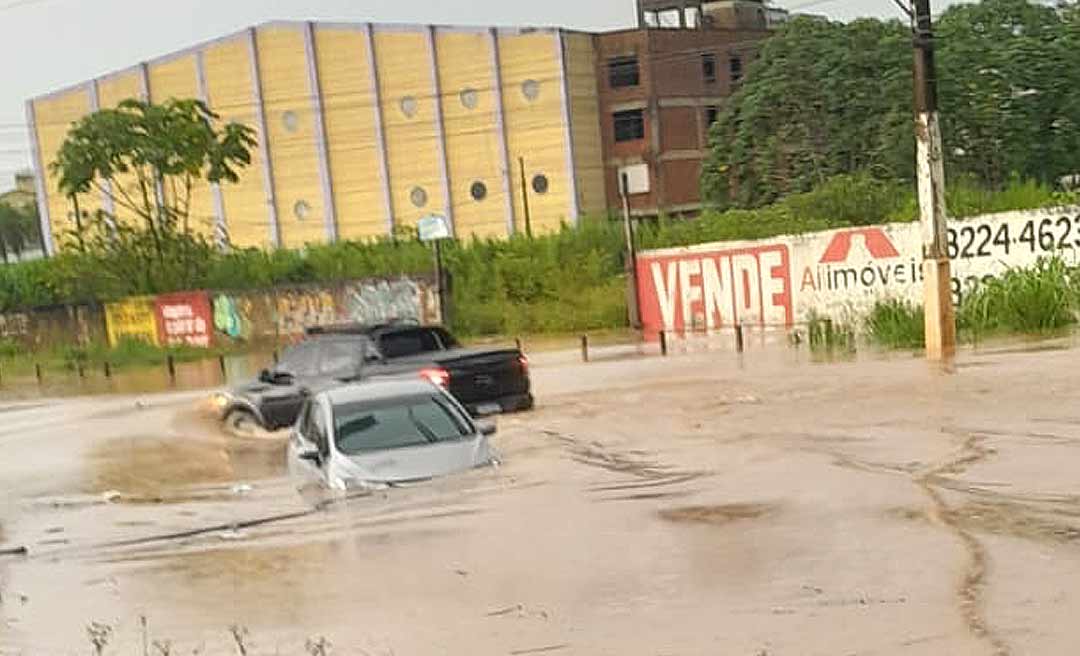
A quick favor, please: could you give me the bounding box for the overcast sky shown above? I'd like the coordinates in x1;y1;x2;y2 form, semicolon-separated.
0;0;955;192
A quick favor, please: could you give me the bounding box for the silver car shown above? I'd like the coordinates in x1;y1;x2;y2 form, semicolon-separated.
287;379;498;491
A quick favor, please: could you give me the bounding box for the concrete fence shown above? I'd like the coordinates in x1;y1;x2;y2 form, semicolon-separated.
635;206;1080;338
0;275;439;350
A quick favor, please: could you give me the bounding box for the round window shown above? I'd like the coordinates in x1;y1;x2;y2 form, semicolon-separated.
410;186;428;208
531;174;550;195
460;88;479;110
470;181;488;202
400;96;419;118
282;110;300;133
522;79;540;101
294;200;312;221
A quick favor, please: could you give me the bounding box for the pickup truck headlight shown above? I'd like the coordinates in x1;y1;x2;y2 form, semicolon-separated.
211;392;231;411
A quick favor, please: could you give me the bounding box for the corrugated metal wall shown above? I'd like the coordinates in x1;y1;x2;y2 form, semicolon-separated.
29;23;606;254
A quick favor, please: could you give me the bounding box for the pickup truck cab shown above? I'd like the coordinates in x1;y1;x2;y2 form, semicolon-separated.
215;323;533;432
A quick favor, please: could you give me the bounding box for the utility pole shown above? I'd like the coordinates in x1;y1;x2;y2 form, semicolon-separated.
518;156;533;238
912;0;956;360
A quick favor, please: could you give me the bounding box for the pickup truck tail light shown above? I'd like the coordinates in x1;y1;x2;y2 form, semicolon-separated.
518;354;529;373
419;367;451;388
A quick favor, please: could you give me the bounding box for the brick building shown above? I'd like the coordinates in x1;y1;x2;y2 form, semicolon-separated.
596;0;779;217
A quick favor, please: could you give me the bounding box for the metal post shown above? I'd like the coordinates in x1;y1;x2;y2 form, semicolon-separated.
104;361;111;378
35;363;42;384
581;334;589;362
621;172;642;329
518;156;533;239
434;239;447;325
166;355;176;382
218;354;227;380
735;323;744;353
913;0;956;361
659;330;668;357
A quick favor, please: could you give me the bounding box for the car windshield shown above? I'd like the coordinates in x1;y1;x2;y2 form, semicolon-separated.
333;394;473;455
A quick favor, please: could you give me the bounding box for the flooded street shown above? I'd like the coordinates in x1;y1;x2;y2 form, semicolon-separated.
2;342;1080;655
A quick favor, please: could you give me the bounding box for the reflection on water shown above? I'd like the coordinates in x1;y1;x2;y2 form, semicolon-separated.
0;352;273;401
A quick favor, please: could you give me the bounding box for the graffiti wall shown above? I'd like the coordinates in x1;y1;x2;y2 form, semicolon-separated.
155;292;213;347
105;297;160;346
209;276;440;345
0;304;105;349
637;207;1080;337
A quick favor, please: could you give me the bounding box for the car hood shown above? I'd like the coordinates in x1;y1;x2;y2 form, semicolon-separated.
327;435;494;485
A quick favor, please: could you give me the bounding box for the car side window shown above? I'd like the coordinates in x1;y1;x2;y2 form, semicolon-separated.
311;402;330;457
318;340;362;377
433;328;458;349
278;342;319;377
379;329;441;358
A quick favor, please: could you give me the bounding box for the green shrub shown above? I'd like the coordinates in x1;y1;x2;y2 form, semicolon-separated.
865;299;925;349
957;257;1079;337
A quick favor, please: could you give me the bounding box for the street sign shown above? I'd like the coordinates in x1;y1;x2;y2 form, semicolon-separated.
418;214;451;242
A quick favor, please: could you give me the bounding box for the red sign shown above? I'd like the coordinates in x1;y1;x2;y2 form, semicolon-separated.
155;292;213;348
637;244;793;339
820;228;900;263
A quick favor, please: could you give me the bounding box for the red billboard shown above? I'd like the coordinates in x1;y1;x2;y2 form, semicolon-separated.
155;292;213;348
636;243;793;339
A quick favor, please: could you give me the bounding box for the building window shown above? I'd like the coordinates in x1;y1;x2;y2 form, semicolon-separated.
608;56;640;89
613;109;645;143
702;53;718;84
686;6;701;28
460;88;479;110
531;174;549;195
521;79;540;102
730;56;744;82
705;106;720;126
282;110;300;133
470;181;488;202
293;200;311;221
410;186;428;208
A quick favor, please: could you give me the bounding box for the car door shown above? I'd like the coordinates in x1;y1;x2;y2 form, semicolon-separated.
288;400;322;483
261;342;320;429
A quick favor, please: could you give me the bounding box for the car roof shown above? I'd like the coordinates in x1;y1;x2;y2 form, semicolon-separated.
323;379;441;405
305;320;425;337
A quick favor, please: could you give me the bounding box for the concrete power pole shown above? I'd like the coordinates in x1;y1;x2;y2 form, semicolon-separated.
912;0;956;360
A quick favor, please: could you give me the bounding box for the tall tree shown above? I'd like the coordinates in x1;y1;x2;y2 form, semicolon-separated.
50;98;255;291
702;0;1080;208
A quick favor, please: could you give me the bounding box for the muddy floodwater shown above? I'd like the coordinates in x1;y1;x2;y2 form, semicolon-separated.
3;341;1080;654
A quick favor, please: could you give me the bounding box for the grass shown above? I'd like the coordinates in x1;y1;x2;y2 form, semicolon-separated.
0;336;255;378
864;299;925;350
958;257;1080;340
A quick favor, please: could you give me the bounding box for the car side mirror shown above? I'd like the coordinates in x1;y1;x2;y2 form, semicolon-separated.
298;448;321;464
476;419;497;437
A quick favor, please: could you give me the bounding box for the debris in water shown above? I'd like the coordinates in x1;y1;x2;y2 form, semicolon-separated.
231;484;253;495
102;490;123;503
0;546;28;557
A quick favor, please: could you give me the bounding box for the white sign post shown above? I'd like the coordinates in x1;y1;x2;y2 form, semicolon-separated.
418;214;451;324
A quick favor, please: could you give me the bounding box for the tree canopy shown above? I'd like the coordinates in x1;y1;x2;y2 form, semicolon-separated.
702;0;1080;208
50;98;256;292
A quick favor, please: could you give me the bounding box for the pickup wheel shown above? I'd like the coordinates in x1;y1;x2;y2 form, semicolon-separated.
224;408;260;436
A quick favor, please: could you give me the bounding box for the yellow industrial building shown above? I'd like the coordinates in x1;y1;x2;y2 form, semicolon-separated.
28;22;607;252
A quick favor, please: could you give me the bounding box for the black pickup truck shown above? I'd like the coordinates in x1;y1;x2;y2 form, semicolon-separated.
214;323;533;432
